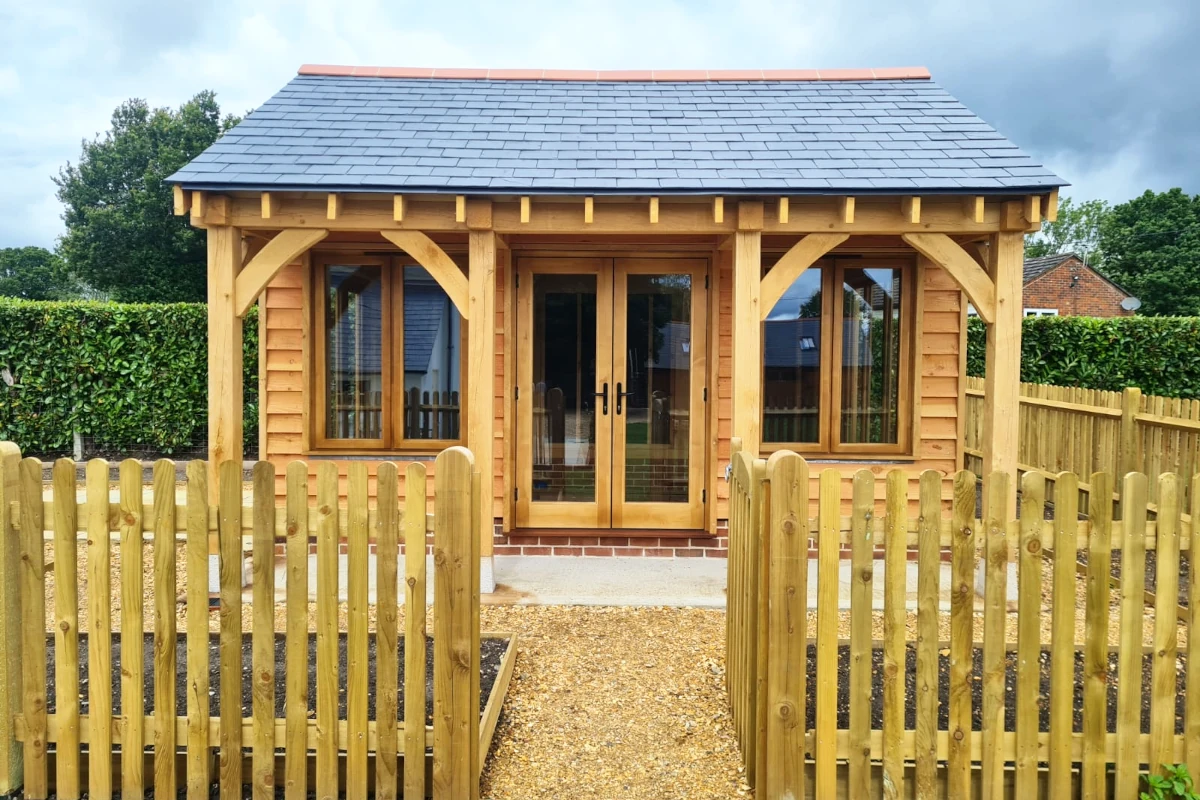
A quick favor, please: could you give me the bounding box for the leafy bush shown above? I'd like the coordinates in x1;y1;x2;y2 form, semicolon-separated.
967;315;1200;398
0;298;257;457
1142;764;1200;800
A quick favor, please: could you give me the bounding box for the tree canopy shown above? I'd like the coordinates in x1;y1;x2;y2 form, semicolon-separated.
53;92;239;303
1099;188;1200;316
1024;196;1109;263
0;246;76;300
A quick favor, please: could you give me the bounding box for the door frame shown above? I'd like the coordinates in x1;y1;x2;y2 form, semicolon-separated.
514;253;710;530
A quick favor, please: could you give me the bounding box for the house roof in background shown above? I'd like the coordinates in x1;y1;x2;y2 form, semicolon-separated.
1023;252;1078;284
168;66;1066;196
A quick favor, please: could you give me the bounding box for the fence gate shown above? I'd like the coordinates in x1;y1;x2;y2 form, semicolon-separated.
725;438;1199;798
0;442;484;800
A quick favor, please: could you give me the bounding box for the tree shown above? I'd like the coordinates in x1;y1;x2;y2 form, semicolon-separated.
1100;188;1200;316
0;246;76;300
54;92;240;303
1024;196;1110;262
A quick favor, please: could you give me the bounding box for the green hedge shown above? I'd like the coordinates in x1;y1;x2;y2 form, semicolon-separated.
966;315;1200;398
0;299;258;457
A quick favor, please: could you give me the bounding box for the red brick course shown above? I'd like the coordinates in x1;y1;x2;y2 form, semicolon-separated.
493;523;730;558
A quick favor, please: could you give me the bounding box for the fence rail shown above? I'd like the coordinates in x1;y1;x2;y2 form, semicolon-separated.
0;442;485;800
726;438;1199;798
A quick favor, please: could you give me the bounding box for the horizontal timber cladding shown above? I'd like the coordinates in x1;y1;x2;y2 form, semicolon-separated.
262;243;965;530
261;259;509;521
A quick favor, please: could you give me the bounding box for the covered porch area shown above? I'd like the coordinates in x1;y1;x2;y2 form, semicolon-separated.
183;189;1048;589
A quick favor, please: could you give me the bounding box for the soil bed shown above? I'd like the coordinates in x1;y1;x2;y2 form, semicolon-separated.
808;642;1186;734
44;633;510;724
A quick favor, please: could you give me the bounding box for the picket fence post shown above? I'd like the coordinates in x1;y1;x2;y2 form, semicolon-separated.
0;442;22;796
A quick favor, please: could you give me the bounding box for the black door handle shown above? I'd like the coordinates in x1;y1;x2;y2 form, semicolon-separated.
615;382;635;415
594;383;608;415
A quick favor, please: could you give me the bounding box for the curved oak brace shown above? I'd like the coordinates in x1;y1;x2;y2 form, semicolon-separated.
234;228;329;317
759;233;849;320
902;232;996;324
380;230;470;319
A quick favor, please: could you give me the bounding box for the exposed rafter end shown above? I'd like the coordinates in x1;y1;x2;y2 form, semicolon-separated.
649;196;659;224
455;195;466;223
190;191;206;223
964;196;984;224
261;192;275;220
777;197;789;224
1044;188;1059;223
584;196;594;224
172;185;190;216
839;196;855;225
326;193;341;220
520;196;531;224
712;196;724;224
902;196;921;224
393;195;404;222
1023;194;1042;226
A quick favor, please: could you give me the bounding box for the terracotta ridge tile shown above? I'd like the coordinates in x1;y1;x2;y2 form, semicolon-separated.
295;64;932;81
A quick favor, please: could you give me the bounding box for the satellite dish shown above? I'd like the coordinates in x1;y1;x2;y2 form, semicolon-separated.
1120;296;1142;312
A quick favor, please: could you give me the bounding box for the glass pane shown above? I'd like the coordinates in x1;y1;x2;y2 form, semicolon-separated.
324;265;384;440
532;274;597;502
402;265;461;440
763;267;822;443
840;267;902;444
623;274;690;503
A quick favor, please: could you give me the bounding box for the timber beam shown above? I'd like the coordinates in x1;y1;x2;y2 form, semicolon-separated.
380;230;470;318
233;229;328;317
902;232;997;324
188;193;1050;235
759;233;849;319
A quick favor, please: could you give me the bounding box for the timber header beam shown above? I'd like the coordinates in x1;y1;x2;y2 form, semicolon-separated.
200;193;1045;235
902;232;996;324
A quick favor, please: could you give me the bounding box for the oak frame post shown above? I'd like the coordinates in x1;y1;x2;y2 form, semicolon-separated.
467;218;497;592
207;225;245;500
981;231;1023;516
732;201;763;456
0;442;21;795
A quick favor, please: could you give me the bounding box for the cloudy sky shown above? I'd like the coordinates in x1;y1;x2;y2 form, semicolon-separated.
1;0;1196;248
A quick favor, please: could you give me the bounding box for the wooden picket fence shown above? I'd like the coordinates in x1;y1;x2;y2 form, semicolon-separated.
726;440;1199;798
0;442;485;800
964;376;1200;519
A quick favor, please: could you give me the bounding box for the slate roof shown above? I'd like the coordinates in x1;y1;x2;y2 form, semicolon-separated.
403;271;451;373
169;67;1066;195
1023;253;1077;284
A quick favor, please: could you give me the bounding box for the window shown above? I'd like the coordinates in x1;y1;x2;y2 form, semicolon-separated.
762;258;914;454
314;254;464;450
1024;308;1059;317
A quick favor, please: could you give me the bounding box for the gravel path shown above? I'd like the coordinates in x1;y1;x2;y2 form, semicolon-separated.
477;606;749;800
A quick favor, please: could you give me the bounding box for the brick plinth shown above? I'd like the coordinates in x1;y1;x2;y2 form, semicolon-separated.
493;522;730;558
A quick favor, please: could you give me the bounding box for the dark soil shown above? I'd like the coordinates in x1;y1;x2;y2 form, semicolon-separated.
44;633;510;725
804;643;1186;735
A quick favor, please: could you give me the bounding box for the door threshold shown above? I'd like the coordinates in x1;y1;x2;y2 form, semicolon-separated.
510;528;711;540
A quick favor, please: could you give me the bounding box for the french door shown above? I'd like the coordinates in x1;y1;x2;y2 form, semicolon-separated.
515;257;707;529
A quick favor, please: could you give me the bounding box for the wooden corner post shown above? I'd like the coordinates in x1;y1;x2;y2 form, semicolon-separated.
981;231;1023;516
207;225;245;499
467;207;497;592
732;201;763;457
0;442;22;795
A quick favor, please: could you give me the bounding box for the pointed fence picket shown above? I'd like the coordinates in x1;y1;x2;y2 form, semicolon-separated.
0;443;484;800
726;446;1194;797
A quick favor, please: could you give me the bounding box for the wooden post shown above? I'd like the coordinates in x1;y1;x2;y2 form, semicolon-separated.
981;230;1023;516
207;225;244;499
732;201;763;456
468;223;497;592
1119;386;1142;479
0;442;22;796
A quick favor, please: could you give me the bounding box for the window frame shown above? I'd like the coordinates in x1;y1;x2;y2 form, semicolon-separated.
760;255;917;457
311;251;467;453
